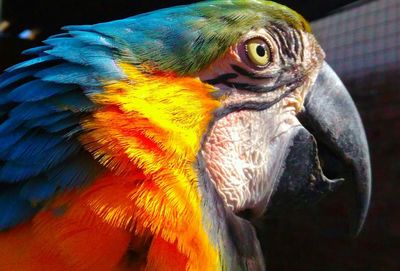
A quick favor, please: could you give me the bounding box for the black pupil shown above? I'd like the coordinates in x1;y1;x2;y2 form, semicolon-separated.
256;45;266;57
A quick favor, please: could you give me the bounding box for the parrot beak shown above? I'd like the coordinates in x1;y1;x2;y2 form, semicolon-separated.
267;62;371;236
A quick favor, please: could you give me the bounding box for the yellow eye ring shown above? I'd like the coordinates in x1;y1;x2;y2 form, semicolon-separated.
245;38;271;67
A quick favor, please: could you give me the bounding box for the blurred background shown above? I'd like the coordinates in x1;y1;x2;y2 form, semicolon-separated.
0;0;398;270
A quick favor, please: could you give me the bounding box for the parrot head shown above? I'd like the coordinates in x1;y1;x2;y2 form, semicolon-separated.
0;1;371;270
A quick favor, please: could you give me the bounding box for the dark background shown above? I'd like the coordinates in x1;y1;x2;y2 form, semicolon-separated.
0;0;372;70
0;1;398;270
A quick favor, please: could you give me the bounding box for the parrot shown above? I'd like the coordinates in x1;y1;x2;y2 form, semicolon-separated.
0;0;371;270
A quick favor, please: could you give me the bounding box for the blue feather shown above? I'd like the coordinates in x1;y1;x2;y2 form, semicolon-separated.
0;189;38;229
43;115;80;133
44;41;124;79
62;25;93;31
24;111;73;128
48;91;96;112
0;141;80;183
0;128;29;153
22;45;52;55
6;55;58;72
0;162;44;183
5;132;64;162
0;118;24;134
64;126;84;138
44;37;85;49
0;106;10;116
46;33;72;39
69;30;116;48
0;69;36;90
0;140;81;183
20;178;58;202
48;152;102;189
10;140;82;173
31;140;82;167
7;80;76;102
0;103;15;116
10;101;60;121
0;91;11;106
36;63;102;87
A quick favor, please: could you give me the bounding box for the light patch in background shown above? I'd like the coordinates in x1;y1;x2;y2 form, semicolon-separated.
312;0;399;81
18;29;40;40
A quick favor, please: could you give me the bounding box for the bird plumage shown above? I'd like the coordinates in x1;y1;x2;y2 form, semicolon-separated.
0;1;313;270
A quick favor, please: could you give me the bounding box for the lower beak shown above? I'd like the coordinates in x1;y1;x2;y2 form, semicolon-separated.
267;62;371;236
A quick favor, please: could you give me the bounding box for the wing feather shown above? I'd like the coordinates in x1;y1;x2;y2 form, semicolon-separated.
0;26;126;230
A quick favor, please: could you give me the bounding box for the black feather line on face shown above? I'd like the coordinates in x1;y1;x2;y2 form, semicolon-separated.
269;23;301;62
230;65;276;80
292;29;302;57
213;77;304;120
205;68;303;94
204;73;238;85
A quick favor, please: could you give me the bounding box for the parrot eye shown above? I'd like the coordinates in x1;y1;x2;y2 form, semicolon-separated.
245;38;271;67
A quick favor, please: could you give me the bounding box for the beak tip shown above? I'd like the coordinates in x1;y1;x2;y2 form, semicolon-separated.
351;182;371;237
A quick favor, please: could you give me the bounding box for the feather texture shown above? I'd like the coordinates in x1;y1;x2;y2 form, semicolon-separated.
0;188;38;229
0;1;311;270
7;80;75;102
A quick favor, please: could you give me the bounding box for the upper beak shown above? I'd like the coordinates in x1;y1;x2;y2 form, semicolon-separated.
267;62;371;235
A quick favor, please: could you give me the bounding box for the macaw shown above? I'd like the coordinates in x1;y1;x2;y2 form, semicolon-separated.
0;0;371;270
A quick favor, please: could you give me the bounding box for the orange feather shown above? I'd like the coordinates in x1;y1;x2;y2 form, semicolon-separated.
0;63;221;270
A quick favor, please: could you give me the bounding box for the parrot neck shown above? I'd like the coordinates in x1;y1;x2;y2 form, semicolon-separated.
77;63;225;269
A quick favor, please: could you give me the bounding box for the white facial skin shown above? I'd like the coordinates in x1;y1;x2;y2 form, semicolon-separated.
202;106;301;216
199;27;324;217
